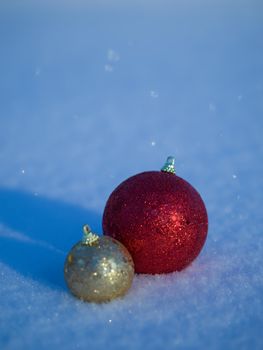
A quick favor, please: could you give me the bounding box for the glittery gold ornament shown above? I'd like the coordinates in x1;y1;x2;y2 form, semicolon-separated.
64;225;134;303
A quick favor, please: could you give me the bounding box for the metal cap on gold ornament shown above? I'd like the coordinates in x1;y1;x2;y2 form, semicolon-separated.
64;225;134;303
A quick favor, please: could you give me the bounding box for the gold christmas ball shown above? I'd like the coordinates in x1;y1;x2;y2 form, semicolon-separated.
64;225;134;303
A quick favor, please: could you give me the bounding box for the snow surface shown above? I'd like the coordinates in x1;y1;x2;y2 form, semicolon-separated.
0;0;263;349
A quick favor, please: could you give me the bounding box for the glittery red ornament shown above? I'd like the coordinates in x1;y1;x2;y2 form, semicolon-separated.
103;157;208;274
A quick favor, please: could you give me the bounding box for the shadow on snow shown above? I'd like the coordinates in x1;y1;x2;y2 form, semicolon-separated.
0;188;102;291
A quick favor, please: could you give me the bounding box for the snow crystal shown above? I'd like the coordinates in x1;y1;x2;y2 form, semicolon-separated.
209;103;216;112
150;90;159;98
107;49;120;63
104;64;114;72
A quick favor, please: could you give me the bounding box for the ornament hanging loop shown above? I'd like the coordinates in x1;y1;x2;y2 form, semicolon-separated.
82;224;99;246
161;156;175;174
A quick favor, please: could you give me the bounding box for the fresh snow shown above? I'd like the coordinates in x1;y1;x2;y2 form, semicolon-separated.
0;1;263;349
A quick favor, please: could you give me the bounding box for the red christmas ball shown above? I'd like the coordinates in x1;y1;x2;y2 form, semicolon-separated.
103;157;208;274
